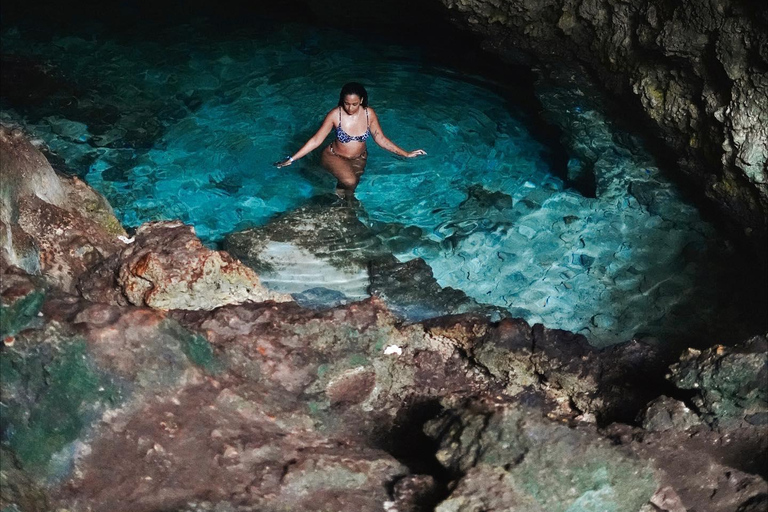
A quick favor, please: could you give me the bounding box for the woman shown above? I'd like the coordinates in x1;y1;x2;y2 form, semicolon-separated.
274;82;427;199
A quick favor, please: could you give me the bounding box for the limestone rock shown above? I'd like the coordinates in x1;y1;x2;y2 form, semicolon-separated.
82;220;291;310
426;404;658;512
437;0;768;242
668;335;768;427
449;315;670;421
0;272;46;339
639;395;702;432
0;125;125;292
391;474;441;512
604;422;768;512
435;466;546;512
2;280;765;511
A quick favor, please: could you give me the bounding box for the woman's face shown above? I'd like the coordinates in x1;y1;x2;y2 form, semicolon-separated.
342;94;363;115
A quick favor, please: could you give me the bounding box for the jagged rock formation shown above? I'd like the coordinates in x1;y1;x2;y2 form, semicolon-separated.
0;124;126;291
426;404;658;511
436;0;768;243
2;269;766;511
669;334;768;428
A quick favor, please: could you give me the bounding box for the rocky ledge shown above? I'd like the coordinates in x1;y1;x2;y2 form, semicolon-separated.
1;129;767;511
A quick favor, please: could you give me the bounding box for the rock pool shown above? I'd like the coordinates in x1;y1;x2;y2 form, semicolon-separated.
0;13;760;346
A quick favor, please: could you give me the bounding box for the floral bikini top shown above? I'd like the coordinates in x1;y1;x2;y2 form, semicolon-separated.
336;107;371;143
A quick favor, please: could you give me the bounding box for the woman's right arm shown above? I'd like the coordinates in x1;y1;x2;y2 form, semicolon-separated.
275;110;336;168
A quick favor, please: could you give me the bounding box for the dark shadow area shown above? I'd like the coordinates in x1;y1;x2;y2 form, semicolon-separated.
372;398;452;509
588;71;768;348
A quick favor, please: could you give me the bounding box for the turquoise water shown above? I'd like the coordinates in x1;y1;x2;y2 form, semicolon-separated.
0;20;745;346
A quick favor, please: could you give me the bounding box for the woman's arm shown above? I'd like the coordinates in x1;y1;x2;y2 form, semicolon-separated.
369;108;427;158
275;110;336;167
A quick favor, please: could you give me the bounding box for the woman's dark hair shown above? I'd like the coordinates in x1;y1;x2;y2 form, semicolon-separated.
338;82;368;107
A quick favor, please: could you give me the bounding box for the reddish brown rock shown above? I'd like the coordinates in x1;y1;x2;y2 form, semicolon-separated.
604;423;768;512
78;221;291;310
3;285;766;512
1;125;125;292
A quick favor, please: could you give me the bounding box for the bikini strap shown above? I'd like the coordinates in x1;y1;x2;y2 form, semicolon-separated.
365;107;369;127
338;106;342;127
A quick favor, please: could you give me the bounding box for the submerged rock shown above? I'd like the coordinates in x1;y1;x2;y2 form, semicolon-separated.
225;199;498;321
80;221;291;310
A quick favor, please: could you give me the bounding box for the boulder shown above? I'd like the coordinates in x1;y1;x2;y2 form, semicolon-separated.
0;125;125;292
426;403;657;512
604;422;768;512
668;335;768;427
639;395;702;432
79;221;291;310
429;315;671;422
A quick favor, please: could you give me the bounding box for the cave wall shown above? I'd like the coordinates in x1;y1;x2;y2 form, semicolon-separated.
437;0;768;241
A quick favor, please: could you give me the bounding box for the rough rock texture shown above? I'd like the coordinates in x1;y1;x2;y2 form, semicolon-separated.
1;124;766;510
638;395;702;432
431;315;672;423
426;403;658;512
79;221;292;310
0;125;126;291
669;334;768;427
2;264;767;511
437;0;768;242
604;422;768;512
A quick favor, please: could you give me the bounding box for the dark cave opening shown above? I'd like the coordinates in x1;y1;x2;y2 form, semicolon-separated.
373;398;452;509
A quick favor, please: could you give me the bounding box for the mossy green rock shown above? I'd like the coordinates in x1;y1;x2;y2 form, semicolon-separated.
0;309;218;485
670;335;768;426
0;290;45;339
0;337;120;478
427;405;657;512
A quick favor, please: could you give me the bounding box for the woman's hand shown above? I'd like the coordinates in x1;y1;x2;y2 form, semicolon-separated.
274;157;293;168
406;149;427;158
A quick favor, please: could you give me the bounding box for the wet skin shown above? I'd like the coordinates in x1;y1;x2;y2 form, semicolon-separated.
275;93;427;198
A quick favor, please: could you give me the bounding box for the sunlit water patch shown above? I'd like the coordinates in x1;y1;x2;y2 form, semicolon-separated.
0;21;734;345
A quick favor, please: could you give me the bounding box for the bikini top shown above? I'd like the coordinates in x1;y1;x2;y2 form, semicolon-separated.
336;107;371;143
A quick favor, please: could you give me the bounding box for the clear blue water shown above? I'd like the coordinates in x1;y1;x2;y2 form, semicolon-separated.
0;20;746;346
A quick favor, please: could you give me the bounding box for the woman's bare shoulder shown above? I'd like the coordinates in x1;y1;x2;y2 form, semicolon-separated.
321;107;339;125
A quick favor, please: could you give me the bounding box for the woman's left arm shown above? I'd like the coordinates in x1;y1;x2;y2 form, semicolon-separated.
369;108;427;158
